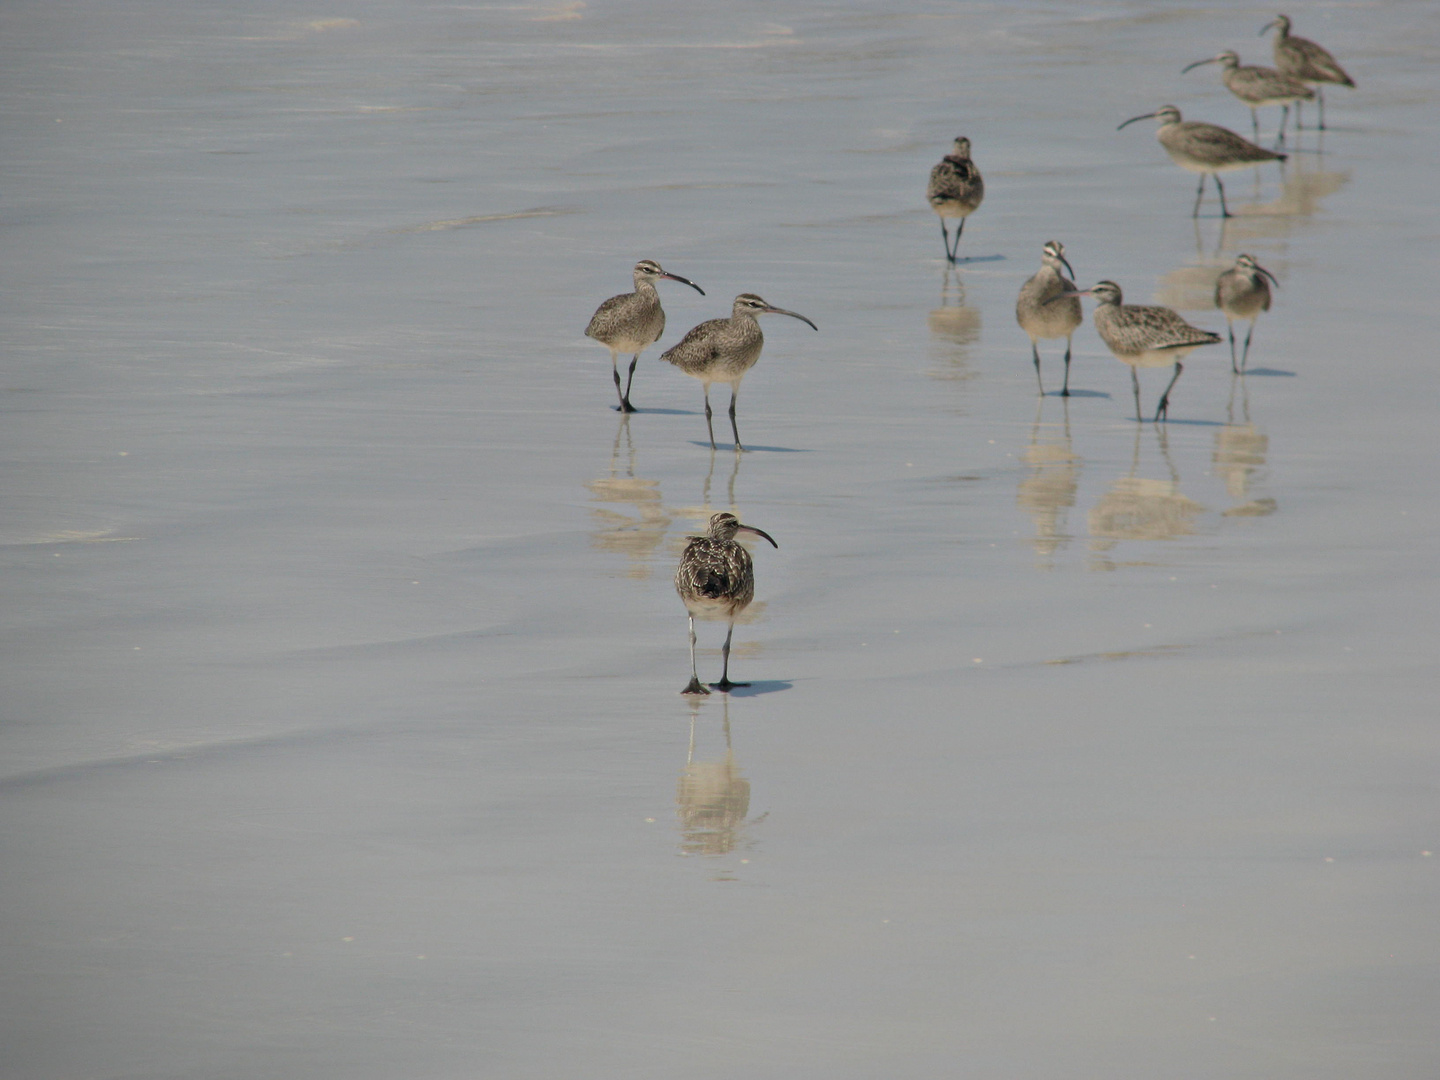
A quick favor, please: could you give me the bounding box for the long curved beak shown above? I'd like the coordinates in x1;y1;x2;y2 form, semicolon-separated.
1181;57;1217;73
1255;264;1280;289
662;273;705;296
1117;111;1157;131
737;524;778;549
1259;19;1279;36
763;305;818;331
1058;254;1076;280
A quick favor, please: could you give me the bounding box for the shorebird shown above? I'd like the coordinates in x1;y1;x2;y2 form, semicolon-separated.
585;259;704;412
1068;280;1221;422
927;137;984;263
1016;240;1083;396
675;512;778;695
1118;105;1286;218
1214;254;1278;373
1181;50;1314;141
660;294;817;451
1262;14;1354;130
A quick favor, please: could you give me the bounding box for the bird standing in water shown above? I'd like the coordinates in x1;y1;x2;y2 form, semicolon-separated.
585;259;704;412
927;137;985;264
1118;105;1286;218
1016;240;1083;396
1070;280;1221;422
1215;254;1278;373
661;294;817;451
1262;14;1355;130
676;512;778;695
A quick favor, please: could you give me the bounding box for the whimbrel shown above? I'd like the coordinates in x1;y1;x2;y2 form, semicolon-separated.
1262;14;1354;130
1215;254;1278;373
1119;106;1285;218
585;259;704;412
676;512;778;695
1016;240;1083;396
1069;280;1221;422
1181;50;1313;141
660;294;817;451
927;137;984;264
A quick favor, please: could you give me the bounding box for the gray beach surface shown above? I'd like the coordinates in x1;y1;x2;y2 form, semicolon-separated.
3;1;1437;1076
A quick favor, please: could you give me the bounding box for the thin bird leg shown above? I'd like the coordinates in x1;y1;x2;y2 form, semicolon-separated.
1250;107;1260;140
620;354;639;412
1294;100;1304;130
702;386;716;450
953;217;967;261
611;351;629;411
728;387;743;452
1227;320;1239;373
711;622;750;692
1192;173;1207;218
1061;337;1072;397
1213;174;1232;218
682;615;710;696
939;220;954;264
1317;87;1326;130
1131;367;1142;422
1155;361;1184;422
1032;342;1044;396
1241;321;1256;372
1278;104;1290;144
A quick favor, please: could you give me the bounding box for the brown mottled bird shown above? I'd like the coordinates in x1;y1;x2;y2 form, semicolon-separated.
927;136;984;263
1016;240;1083;396
1118;105;1286;218
585;259;704;412
660;294;817;451
1181;50;1314;142
1262;14;1355;130
675;512;778;695
1069;280;1221;422
1215;254;1279;373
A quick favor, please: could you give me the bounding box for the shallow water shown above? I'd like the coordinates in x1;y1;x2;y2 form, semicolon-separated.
3;1;1438;1077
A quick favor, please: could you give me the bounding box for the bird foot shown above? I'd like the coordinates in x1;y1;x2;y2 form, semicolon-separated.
614;401;638;414
708;679;750;692
1060;388;1070;398
681;677;711;696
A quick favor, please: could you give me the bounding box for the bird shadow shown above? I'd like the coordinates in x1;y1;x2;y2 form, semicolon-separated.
1044;389;1110;399
718;680;792;698
686;442;809;453
952;253;1005;265
1239;367;1296;377
1142;417;1226;427
612;406;695;415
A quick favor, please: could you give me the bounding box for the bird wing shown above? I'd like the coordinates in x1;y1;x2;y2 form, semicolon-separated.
585;292;630;338
660;318;727;367
1173;122;1277;165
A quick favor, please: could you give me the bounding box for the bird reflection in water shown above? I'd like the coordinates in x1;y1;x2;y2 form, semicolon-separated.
927;269;982;384
1218;146;1350;236
1216;377;1277;518
676;699;762;863
1089;426;1205;568
586;415;671;579
1017;397;1082;569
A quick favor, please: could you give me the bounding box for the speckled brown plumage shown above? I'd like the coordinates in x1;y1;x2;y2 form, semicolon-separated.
1119;105;1285;218
1264;15;1354;130
1215;254;1278;373
584;259;703;412
1084;280;1221;422
1183;50;1313;140
675;512;778;695
927;137;984;263
1016;240;1083;396
660;294;816;451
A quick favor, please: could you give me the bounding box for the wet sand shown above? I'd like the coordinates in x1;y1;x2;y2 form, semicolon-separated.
2;1;1437;1077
